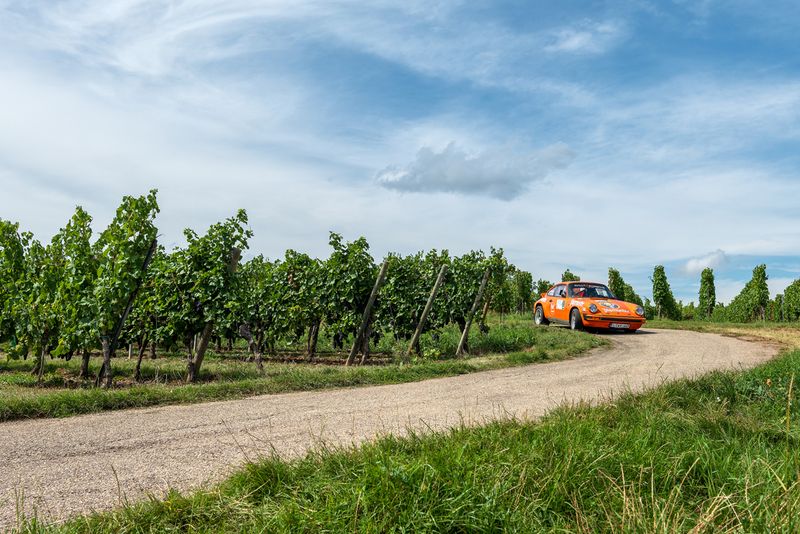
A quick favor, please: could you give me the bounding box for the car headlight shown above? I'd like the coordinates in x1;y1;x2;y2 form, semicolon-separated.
589;304;598;313
635;306;644;316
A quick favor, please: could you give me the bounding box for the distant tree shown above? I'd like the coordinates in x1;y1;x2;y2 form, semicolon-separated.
726;265;769;322
766;295;783;322
623;283;644;306
697;268;716;320
682;301;696;321
782;279;800;321
711;302;727;322
651;265;681;320
561;269;580;282
643;298;656;320
608;268;643;304
513;270;534;313
608;268;626;299
774;293;784;322
535;279;552;296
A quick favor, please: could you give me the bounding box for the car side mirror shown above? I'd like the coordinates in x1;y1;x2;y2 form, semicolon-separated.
541;292;546;298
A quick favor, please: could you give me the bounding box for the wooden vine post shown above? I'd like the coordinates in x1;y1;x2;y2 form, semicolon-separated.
346;260;389;366
456;268;490;357
406;264;448;357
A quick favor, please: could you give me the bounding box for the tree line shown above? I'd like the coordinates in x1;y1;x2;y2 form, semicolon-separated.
555;264;798;323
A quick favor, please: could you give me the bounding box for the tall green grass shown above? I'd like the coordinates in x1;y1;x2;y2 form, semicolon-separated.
24;349;800;533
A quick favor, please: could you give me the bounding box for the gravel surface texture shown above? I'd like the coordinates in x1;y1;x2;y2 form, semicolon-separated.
0;329;776;529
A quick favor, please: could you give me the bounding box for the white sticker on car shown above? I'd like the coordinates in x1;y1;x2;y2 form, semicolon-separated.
556;299;565;310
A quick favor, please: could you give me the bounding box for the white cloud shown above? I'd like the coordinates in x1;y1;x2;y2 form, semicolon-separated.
768;277;796;298
544;20;625;54
683;249;729;274
0;0;799;295
375;142;574;200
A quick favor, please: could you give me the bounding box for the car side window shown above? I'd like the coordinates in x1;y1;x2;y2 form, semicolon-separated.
553;284;566;297
547;286;557;297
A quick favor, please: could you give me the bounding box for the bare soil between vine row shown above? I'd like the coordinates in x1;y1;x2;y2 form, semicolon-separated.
0;329;776;529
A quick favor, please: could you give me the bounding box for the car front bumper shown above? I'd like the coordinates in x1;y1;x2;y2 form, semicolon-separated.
582;314;645;329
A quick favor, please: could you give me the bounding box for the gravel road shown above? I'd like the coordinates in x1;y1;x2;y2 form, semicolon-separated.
0;329;776;529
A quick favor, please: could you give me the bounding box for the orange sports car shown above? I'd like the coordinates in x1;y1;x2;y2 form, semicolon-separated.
534;281;646;332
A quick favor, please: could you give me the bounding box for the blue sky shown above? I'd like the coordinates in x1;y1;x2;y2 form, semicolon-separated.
1;0;799;304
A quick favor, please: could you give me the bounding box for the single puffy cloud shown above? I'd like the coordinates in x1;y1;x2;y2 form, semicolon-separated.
684;249;729;274
375;142;574;200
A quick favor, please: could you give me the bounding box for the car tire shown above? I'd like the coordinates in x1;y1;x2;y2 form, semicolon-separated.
534;305;549;326
570;308;584;331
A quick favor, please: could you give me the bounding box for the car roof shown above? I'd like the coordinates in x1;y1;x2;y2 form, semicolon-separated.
561;281;604;285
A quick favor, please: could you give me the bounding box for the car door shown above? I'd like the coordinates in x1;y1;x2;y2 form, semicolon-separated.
552;284;570;323
544;285;558;318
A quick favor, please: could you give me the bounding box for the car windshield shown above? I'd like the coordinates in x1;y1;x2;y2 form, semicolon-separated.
569;284;616;299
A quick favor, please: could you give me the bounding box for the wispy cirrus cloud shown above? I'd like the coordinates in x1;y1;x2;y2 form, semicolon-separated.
544;20;626;54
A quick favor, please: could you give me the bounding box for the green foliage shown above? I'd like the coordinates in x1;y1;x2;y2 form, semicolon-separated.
282;250;325;337
0;220;29;346
165;209;252;348
651;265;681;320
125;246;171;348
726;264;769;322
643;298;656;320
489;268;534;315
51;207;97;357
92;190;160;338
561;268;580;282
512;270;534;313
681;301;696;320
697;268;716;320
321;233;376;337
11;236;63;358
535;279;552;296
378;251;449;340
437;251;488;329
711;302;727;322
783;279;800;321
491;275;516;315
238;255;292;353
766;295;783;322
607;268;643;305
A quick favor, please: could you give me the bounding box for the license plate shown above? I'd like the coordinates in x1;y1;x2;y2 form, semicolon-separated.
610;323;630;329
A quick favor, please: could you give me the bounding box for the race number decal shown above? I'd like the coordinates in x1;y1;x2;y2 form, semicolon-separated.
556;299;565;310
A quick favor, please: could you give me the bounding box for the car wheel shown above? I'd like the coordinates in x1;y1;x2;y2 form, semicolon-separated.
570;308;583;331
534;305;549;326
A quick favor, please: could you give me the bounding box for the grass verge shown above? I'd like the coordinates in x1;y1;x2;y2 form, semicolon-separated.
646;319;800;349
0;321;604;422
22;344;800;533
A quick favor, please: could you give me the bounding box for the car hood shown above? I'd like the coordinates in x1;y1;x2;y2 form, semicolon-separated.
585;298;638;313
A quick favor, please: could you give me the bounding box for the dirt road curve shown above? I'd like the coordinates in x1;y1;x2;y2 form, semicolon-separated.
0;329;776;529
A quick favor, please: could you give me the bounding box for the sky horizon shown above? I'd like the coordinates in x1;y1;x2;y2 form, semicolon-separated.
1;1;799;305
